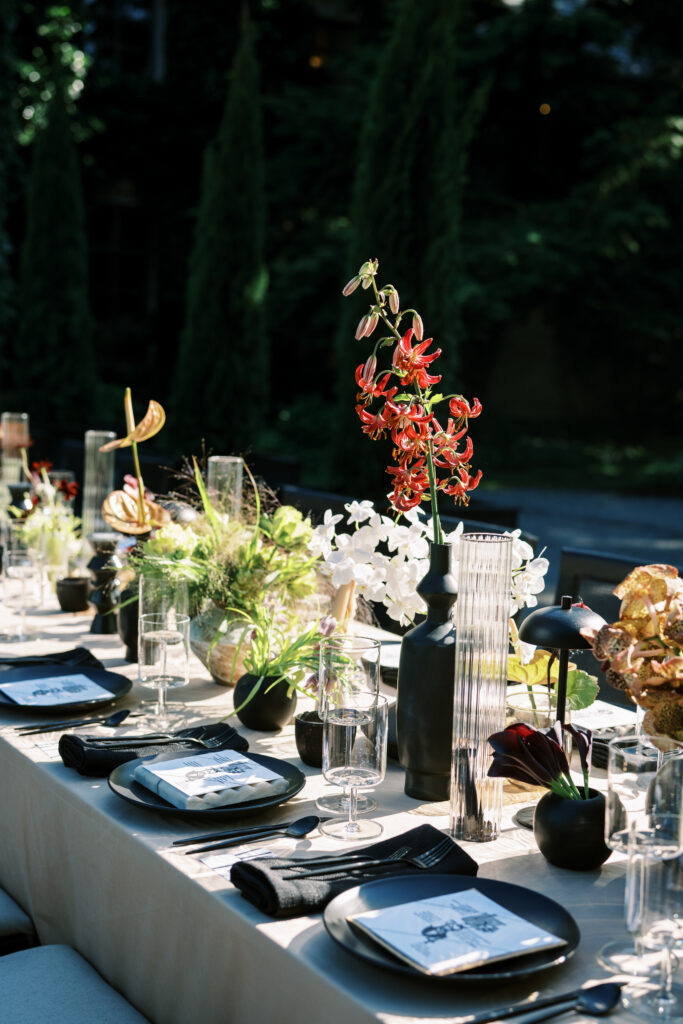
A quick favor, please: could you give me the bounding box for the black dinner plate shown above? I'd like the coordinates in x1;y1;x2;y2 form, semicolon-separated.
323;874;580;983
108;749;306;819
0;665;132;713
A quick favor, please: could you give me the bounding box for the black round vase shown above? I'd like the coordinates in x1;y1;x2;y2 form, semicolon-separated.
396;542;457;801
233;674;297;732
117;586;139;662
56;576;92;613
294;710;323;767
533;789;612;871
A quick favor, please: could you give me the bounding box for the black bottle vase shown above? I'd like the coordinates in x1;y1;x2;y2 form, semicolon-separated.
396;542;457;801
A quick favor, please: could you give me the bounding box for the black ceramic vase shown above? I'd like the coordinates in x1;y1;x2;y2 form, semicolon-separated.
56;576;91;613
233;674;297;732
534;789;612;871
396;542;457;801
117;585;139;662
294;710;323;767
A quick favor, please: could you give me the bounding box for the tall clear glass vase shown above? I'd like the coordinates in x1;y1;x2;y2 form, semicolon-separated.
450;533;512;842
81;430;116;540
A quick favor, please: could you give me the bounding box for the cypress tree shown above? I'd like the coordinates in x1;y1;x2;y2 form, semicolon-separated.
170;24;268;456
13;73;95;430
0;0;16;358
333;0;487;489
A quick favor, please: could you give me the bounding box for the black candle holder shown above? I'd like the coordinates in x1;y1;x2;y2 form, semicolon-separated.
87;532;121;634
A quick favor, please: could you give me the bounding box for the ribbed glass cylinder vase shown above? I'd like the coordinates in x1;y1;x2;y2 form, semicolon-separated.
81;430;115;539
450;533;512;842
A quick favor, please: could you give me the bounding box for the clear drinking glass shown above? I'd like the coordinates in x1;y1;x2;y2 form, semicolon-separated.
316;635;381;816
207;456;243;519
138;613;190;727
621;757;683;1019
139;576;189;620
599;735;683;974
1;550;40;641
321;692;388;841
450;533;512;842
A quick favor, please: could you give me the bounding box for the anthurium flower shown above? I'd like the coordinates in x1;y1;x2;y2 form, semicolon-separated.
487;723;584;800
562;724;592;797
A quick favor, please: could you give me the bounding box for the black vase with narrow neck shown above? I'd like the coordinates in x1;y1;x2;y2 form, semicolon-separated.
396;542;457;801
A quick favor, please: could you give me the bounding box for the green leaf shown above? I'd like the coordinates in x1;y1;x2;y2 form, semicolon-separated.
565;670;599;710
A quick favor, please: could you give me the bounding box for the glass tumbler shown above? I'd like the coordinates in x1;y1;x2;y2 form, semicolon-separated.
138;613;190;727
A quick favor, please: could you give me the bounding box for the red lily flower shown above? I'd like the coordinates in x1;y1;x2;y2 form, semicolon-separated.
355;363;392;404
433;434;474;469
443;467;482;501
356;404;388;440
392;329;442;389
383;398;433;435
57;479;79;502
449;396;482;420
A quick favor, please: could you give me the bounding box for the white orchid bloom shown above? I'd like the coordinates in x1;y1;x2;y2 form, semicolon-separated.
344;500;375;524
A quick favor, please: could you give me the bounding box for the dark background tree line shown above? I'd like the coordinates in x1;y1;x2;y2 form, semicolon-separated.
0;0;681;498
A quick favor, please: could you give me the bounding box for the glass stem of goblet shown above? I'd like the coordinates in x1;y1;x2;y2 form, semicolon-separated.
157;680;167;718
346;786;360;835
657;939;676;1014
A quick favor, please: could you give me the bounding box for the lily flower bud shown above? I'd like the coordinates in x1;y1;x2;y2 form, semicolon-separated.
342;276;361;296
412;312;424;341
355;315;369;340
361;356;377;383
389;288;400;315
365;313;379;336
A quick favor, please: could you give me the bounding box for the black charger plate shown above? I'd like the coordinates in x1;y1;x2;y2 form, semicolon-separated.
109;750;305;819
324;874;579;983
0;665;132;713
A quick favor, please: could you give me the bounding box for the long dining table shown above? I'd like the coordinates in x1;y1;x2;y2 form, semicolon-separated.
0;601;639;1024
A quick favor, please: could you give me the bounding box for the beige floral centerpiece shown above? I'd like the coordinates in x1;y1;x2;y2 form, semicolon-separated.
582;563;683;750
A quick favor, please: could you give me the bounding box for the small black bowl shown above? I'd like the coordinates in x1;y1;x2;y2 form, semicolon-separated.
56;576;92;613
294;709;323;767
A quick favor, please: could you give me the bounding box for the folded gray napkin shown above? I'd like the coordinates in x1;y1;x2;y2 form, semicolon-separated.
230;823;478;919
59;723;249;777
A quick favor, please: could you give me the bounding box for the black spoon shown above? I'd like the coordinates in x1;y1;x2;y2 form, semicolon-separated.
17;708;133;735
182;815;322;855
466;982;623;1024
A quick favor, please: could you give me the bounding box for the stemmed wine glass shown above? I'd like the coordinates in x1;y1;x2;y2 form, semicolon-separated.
315;635;381;816
138;612;190;727
1;550;40;641
600;734;682;976
621;755;683;1020
321;692;388;841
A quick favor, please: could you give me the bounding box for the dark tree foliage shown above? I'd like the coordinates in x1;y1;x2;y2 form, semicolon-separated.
331;0;487;491
0;0;16;356
459;0;683;449
11;76;96;430
170;23;268;456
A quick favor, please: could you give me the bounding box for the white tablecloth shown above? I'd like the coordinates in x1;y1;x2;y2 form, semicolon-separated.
0;605;635;1024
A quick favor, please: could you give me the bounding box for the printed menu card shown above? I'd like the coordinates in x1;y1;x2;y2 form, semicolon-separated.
134;749;289;809
348;888;566;976
0;673;111;706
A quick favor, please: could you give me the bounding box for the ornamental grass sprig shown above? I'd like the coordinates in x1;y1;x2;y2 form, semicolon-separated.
487;722;592;800
343;259;482;545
